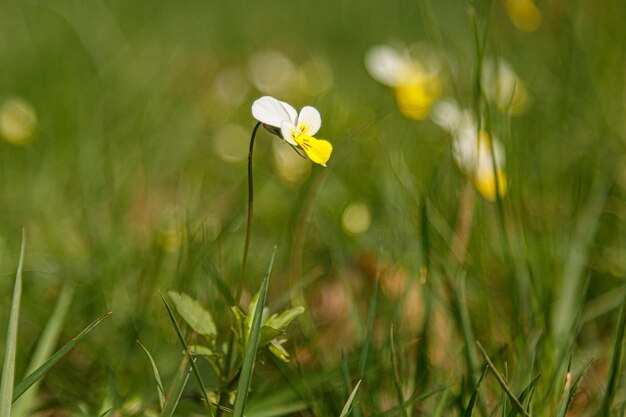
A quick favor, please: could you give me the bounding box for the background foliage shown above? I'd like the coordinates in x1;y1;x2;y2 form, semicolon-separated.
1;0;626;415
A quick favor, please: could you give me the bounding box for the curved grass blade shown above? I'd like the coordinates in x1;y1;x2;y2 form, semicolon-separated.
13;283;74;417
339;380;362;417
12;311;112;402
137;340;166;410
233;247;276;417
0;230;27;417
160;293;213;415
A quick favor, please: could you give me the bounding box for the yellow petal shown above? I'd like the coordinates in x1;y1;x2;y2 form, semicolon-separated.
504;0;542;33
295;135;333;166
475;168;507;201
393;75;442;120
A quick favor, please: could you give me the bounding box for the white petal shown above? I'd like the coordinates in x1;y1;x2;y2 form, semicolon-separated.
431;99;462;132
251;96;294;127
279;100;298;123
280;121;298;146
364;45;407;86
296;106;321;136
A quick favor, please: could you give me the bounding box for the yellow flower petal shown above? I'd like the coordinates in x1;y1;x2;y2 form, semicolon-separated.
393;75;442;120
294;135;333;166
475;168;508;201
504;0;542;33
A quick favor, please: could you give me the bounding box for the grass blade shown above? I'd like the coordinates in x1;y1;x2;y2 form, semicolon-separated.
12;311;112;402
339;380;362;417
599;294;626;417
160;293;213;414
232;247;276;417
137;340;166;410
463;366;488;417
555;360;592;417
12;283;74;417
476;342;530;417
506;374;541;417
390;325;408;417
0;230;27;417
161;354;192;417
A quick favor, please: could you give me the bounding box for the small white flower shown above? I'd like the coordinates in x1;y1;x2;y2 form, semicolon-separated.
251;96;332;166
365;43;443;120
433;99;508;201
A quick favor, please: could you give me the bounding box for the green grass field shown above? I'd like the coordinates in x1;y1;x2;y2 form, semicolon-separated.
2;0;626;416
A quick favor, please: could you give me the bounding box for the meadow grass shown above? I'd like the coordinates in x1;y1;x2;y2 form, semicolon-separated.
2;0;626;416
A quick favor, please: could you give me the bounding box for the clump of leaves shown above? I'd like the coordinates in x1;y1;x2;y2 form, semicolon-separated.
166;289;304;386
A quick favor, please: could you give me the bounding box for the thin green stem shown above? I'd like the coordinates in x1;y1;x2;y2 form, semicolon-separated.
236;121;262;307
216;122;262;417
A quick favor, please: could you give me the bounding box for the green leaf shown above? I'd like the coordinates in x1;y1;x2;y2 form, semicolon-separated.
268;340;290;362
339;380;362;417
264;306;305;332
189;344;217;357
258;325;283;349
168;290;217;340
12;311;112;403
0;230;27;417
233;247;276;417
137;341;165;411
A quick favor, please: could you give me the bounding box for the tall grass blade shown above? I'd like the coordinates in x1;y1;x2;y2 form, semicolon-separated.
13;283;74;417
0;230;27;417
599;295;626;417
12;311;112;402
463;366;488;417
137;340;166;410
160;294;213;414
232;247;276;417
339;380;362;417
552;177;609;341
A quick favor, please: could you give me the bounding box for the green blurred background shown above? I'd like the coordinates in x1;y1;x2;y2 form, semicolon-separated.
2;0;626;415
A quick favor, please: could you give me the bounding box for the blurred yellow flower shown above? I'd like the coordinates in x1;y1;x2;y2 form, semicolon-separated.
482;58;530;115
158;219;186;252
432;100;508;201
252;96;333;166
0;98;38;145
504;0;542;32
365;44;443;120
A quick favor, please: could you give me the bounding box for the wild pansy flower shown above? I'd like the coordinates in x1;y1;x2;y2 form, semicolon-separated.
431;100;508;201
365;43;443;120
251;96;332;167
